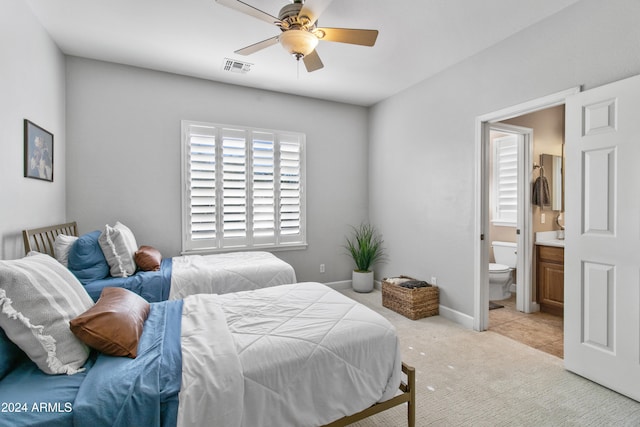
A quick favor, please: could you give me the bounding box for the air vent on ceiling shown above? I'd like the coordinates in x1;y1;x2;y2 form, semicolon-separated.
223;58;252;74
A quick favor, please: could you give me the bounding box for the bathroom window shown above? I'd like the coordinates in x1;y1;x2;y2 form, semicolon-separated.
492;135;518;226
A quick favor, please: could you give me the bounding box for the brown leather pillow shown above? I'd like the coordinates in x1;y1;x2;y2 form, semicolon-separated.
134;245;162;271
69;287;150;358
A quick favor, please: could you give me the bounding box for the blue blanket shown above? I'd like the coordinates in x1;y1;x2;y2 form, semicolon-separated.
73;299;183;427
0;357;94;427
83;258;172;302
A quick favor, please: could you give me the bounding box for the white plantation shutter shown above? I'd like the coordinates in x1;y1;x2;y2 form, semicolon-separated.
222;128;248;244
182;121;306;252
185;123;217;248
252;132;276;244
279;135;302;240
493;135;518;225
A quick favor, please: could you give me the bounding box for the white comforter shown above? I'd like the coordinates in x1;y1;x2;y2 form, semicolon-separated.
177;283;402;427
169;251;297;300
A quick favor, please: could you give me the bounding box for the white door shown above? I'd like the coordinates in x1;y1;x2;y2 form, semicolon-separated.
565;74;640;401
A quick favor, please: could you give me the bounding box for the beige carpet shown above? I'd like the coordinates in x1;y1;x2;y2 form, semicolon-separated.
338;288;640;427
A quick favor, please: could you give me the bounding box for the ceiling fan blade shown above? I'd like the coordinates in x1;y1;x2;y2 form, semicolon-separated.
235;36;280;55
215;0;281;26
303;49;324;72
315;28;378;46
299;0;334;26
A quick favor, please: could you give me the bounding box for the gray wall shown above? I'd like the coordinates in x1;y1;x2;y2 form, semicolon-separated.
65;57;369;283
6;0;640;325
368;0;640;318
0;0;66;260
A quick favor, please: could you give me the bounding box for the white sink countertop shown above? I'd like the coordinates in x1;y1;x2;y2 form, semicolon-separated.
535;231;565;248
535;239;565;248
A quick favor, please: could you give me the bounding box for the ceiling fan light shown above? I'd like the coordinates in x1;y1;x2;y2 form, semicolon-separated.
279;30;318;57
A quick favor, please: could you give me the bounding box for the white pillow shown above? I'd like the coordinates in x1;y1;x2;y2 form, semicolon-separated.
54;234;78;267
98;221;138;277
0;252;94;375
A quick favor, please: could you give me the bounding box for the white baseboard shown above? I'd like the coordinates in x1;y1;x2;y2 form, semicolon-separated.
324;280;383;291
437;304;475;330
323;280;352;290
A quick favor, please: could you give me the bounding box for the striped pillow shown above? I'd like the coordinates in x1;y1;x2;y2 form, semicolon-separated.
0;252;94;375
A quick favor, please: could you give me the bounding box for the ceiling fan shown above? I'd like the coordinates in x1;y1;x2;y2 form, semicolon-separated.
215;0;379;72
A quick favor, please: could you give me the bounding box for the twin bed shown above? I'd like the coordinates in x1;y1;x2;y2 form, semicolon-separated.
22;221;298;302
0;222;416;427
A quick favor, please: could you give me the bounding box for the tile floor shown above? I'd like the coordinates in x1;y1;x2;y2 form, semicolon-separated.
488;293;564;358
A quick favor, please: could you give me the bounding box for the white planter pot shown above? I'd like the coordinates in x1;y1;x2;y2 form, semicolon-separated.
352;270;374;293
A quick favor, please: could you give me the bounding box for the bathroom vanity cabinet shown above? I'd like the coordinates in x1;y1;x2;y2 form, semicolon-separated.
536;244;564;317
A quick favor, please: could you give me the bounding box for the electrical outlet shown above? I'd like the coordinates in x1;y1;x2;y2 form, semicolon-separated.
430;276;437;285
541;213;546;224
320;264;325;273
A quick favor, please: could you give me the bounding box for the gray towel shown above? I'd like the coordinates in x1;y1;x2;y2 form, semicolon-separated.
532;175;550;207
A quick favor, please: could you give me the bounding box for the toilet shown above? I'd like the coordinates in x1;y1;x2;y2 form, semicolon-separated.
489;241;517;301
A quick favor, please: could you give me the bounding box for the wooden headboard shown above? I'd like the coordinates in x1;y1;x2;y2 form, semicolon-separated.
22;221;79;257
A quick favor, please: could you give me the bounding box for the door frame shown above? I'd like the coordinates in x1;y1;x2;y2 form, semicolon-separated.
473;87;580;331
488;122;533;314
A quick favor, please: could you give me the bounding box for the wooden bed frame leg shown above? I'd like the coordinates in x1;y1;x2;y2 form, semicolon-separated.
404;363;416;427
322;362;416;427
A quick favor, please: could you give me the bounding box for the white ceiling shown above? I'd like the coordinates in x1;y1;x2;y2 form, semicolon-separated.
25;0;580;106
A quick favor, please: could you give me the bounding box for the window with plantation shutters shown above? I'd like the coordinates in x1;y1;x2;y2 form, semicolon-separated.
181;121;306;253
492;134;518;226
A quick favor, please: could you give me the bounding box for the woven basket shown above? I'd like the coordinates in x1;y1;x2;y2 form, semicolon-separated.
382;276;439;320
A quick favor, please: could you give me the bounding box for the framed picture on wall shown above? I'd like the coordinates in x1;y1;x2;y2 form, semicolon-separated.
24;119;54;182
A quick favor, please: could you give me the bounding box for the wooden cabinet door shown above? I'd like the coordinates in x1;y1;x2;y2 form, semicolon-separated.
538;260;564;308
537;245;564;317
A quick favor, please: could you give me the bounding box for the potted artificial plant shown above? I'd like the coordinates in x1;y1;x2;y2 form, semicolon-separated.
345;223;385;293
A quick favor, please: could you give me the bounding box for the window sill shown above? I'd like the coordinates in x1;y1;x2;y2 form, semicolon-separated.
181;243;308;256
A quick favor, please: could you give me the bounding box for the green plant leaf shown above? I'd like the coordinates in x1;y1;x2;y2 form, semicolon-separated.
345;223;385;271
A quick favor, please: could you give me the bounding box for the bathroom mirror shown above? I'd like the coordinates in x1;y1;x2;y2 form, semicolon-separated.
540;153;563;211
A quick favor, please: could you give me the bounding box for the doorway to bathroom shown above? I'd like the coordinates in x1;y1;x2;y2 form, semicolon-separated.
473;87;578;357
486;123;532;316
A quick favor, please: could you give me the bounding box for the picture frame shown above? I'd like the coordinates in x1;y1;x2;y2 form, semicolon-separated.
24;119;54;182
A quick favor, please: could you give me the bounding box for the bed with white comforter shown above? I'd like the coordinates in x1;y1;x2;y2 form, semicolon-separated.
169;251;297;300
1;246;406;427
79;250;297;302
0;279;401;427
22;222;298;302
178;282;402;427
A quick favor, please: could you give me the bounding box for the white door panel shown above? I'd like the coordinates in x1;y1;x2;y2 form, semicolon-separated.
565;74;640;401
